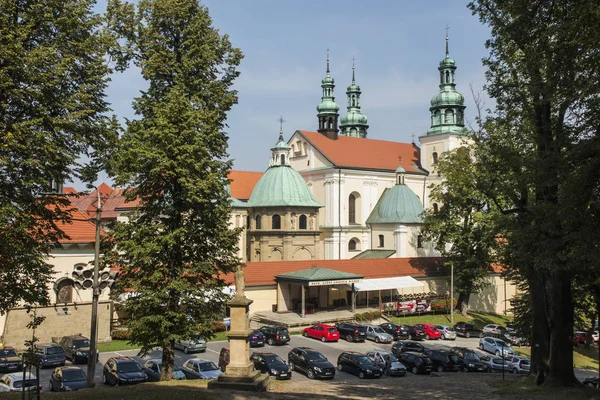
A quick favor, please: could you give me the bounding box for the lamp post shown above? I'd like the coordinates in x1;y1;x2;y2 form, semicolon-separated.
87;189;101;387
450;264;454;325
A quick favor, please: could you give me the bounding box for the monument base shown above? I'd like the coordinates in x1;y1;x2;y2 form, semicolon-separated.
207;370;270;392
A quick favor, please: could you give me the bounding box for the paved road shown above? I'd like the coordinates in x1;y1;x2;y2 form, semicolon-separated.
34;334;507;391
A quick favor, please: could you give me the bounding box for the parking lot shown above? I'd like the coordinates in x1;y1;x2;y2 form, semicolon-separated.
30;334;535;392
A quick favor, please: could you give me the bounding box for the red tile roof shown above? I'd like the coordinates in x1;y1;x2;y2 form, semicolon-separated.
296;130;424;173
228;170;263;201
62;186;78;195
57;207;100;244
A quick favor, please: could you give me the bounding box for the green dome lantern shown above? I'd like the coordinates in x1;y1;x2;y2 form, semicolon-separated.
426;36;467;137
316;50;340;139
340;60;369;138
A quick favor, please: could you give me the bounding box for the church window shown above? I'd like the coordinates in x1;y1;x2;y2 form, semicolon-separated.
272;214;281;229
56;279;74;303
299;214;307;229
378;235;384;248
348;194;356;224
432;152;438;165
433;203;439;213
445;109;454;124
328;117;333;129
417;235;423;249
457;110;464;124
445;70;450;83
246;216;250;228
255;215;261;229
352;96;356;107
281;155;286;165
348;239;357;251
434;110;441;125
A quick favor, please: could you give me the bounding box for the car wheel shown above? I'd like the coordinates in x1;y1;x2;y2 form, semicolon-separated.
437;365;443;373
465;332;471;338
495;350;501;356
375;336;380;343
184;347;189;354
289;361;295;371
102;374;107;385
267;338;274;345
346;334;353;342
303;332;308;337
479;344;484;350
114;378;119;387
412;366;418;374
358;371;365;379
337;363;344;372
321;336;326;342
425;334;431;340
513;368;518;374
307;369;315;379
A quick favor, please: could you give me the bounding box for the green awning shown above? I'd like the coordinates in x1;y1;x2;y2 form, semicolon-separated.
276;267;362;286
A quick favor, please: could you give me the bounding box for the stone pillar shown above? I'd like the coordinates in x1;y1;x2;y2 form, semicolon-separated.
301;285;306;318
351;283;356;312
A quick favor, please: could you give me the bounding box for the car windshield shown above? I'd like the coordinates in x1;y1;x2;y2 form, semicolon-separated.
520;360;530;365
117;362;141;373
72;340;90;348
277;329;289;336
46;347;64;355
372;327;386;334
327;328;337;333
307;352;327;362
383;354;398;362
357;356;374;365
356;326;367;332
492;358;505;364
63;369;87;382
155;362;181;372
495;340;510;347
446;327;455;332
13;379;36;389
464;353;480;361
192;335;205;343
264;355;285;365
0;349;18;357
199;362;218;371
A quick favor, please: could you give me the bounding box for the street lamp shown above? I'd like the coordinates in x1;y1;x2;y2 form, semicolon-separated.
87;188;102;387
450;264;454;325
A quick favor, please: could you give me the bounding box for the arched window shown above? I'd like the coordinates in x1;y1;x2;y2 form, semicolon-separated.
417;235;423;249
445;109;454;124
272;214;281;229
378;235;384;248
255;215;261;230
433;203;439;213
246;216;250;228
299;214;307;230
434;110;441;125
328;117;333;129
352;96;356;106
280;155;285;165
348;194;356;224
56;279;74;303
457;110;464;124
432;152;438;165
445;70;450;83
349;239;357;251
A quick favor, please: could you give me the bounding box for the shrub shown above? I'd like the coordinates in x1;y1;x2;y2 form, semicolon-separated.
111;329;131;340
210;321;227;333
355;311;382;322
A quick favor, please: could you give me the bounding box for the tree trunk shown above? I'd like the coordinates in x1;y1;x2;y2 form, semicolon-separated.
545;269;577;386
528;270;550;384
455;292;470;316
161;341;175;381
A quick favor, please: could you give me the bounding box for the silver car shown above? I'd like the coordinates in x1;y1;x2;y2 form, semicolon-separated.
479;355;509;372
479;337;515;357
507;356;530;374
181;359;222;380
435;325;457;340
364;325;394;343
174;335;207;354
0;372;39;392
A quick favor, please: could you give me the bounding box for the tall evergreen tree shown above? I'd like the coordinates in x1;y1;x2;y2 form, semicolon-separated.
0;0;116;312
106;0;243;380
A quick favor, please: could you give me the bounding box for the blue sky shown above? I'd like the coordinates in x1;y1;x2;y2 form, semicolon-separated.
88;0;492;187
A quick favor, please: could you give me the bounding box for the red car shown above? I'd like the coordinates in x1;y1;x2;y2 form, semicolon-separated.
414;324;441;340
573;331;587;346
303;324;340;342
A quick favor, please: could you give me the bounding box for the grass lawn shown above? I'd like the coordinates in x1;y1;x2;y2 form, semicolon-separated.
513;346;599;371
389;311;512;328
98;331;229;353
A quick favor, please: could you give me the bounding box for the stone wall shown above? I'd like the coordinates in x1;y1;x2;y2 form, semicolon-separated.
1;301;111;349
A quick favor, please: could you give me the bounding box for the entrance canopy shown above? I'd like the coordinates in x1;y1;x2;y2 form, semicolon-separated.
276;267;362;286
352;276;424;292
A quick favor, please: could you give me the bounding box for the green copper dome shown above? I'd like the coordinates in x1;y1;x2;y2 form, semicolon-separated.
247;166;322;208
439;55;456;67
366;185;424;224
340;64;368;138
430;90;464;107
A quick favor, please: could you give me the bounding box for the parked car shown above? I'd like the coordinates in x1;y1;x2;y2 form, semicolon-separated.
450;347;487;372
593;331;599;343
379;323;410;340
174;335;207;354
259;325;290;345
288;347;335;379
0;347;22;372
364;325;394;343
249;330;266;347
482;324;507;334
391;341;425;357
58;335;98;364
335;323;367;342
414;324;441;340
434;325;457;340
507;356;530;374
102;357;147;386
573;331;587;346
336;352;382;379
35;344;66;368
218;347;230;372
453;322;483;338
181;358;222;380
49;366;87;391
397;352;433;374
303;324;340;342
404;325;426;341
142;359;186;381
365;351;406;376
250;352;291;380
422;349;460;372
583;376;600;388
479;355;509;373
479;337;514;358
0;372;41;392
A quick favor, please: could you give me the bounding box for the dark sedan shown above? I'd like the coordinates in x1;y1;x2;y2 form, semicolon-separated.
249;330;266;347
337;352;382;379
250;352;291;380
49;366;87;392
397;352;433;374
404;325;426;341
379;323;410;340
288;347;335;379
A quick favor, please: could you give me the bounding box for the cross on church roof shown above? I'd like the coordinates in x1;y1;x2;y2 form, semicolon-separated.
277;115;286;134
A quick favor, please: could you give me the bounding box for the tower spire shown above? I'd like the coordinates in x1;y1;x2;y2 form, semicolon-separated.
340;57;368;138
352;56;355;83
316;50;340;139
445;25;450;55
326;48;330;73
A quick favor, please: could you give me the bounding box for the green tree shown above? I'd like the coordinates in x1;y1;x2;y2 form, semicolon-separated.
421;146;499;315
0;0;117;313
106;0;243;380
469;0;600;386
